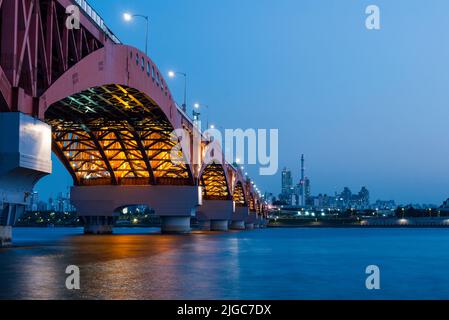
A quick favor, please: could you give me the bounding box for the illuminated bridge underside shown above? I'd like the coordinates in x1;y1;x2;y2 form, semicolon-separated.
233;182;246;207
249;194;256;212
201;163;231;201
45;84;192;186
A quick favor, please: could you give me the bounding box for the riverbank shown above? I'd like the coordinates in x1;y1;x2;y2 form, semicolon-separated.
269;217;449;228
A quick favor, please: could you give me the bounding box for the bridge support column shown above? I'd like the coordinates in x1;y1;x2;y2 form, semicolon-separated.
0;113;52;247
196;200;234;232
160;216;191;234
245;213;257;230
245;223;254;230
231;206;249;230
0;226;12;247
210;220;229;231
71;185;200;235
82;216;115;235
230;220;245;230
197;219;211;231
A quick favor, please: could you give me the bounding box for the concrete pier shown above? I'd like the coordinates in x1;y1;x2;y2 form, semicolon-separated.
245;223;255;230
245;214;258;230
71;185;200;234
210;219;229;231
161;216;191;234
0;113;52;247
82;216;115;235
0;226;12;247
197;219;211;231
197;200;234;232
231;206;249;230
230;220;245;230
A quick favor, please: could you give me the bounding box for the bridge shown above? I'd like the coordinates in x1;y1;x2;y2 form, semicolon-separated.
0;0;268;247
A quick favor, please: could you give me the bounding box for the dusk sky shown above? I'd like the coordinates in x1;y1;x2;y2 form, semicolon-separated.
36;0;449;205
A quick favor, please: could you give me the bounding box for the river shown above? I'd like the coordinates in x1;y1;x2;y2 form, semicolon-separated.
1;227;449;300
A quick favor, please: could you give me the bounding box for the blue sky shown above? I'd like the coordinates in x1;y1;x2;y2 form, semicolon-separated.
36;0;449;204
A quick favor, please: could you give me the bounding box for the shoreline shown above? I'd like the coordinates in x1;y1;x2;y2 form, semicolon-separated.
268;224;449;229
269;217;449;228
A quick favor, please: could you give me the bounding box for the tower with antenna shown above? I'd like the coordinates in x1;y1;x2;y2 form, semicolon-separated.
300;154;305;206
301;154;305;181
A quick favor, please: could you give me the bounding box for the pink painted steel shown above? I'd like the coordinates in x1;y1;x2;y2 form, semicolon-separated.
0;0;264;209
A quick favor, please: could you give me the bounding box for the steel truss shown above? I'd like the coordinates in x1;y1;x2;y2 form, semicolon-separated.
46;84;193;186
233;181;246;207
0;0;104;112
201;163;231;201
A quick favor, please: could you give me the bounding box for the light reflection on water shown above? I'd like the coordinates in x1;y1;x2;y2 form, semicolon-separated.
2;227;449;300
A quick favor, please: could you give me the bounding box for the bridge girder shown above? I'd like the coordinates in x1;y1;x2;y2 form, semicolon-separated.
0;0;110;113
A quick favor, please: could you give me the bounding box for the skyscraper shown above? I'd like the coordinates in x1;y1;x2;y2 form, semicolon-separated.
282;168;293;196
298;154;311;207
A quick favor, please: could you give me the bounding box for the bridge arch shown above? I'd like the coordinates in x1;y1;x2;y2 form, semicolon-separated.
233;181;247;207
199;161;232;201
42;44;194;186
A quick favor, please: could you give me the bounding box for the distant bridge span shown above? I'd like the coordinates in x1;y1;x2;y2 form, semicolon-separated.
0;0;267;246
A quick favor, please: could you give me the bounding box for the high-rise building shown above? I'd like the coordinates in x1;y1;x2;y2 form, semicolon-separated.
297;154;311;207
358;187;370;208
27;191;39;211
281;167;293;200
336;186;371;210
304;177;311;206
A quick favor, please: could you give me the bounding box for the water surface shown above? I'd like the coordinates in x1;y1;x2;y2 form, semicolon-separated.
1;227;449;300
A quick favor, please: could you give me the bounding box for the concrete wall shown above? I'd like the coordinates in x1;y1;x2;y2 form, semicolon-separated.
71;185;201;217
233;206;249;221
0;113;52;207
196;200;234;221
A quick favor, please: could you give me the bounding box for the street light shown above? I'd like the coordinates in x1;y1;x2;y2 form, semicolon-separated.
123;12;149;56
192;103;201;128
193;103;210;129
168;70;187;113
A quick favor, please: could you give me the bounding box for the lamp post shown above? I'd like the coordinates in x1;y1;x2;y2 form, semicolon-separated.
192;103;201;129
123;13;149;56
168;71;187;113
193;103;210;129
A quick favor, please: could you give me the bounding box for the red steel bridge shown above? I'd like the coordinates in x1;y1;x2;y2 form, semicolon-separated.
0;0;267;246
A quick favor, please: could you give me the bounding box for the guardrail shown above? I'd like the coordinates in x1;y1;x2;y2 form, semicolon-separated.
73;0;121;44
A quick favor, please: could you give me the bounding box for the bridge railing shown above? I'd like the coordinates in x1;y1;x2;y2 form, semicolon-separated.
73;0;121;44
